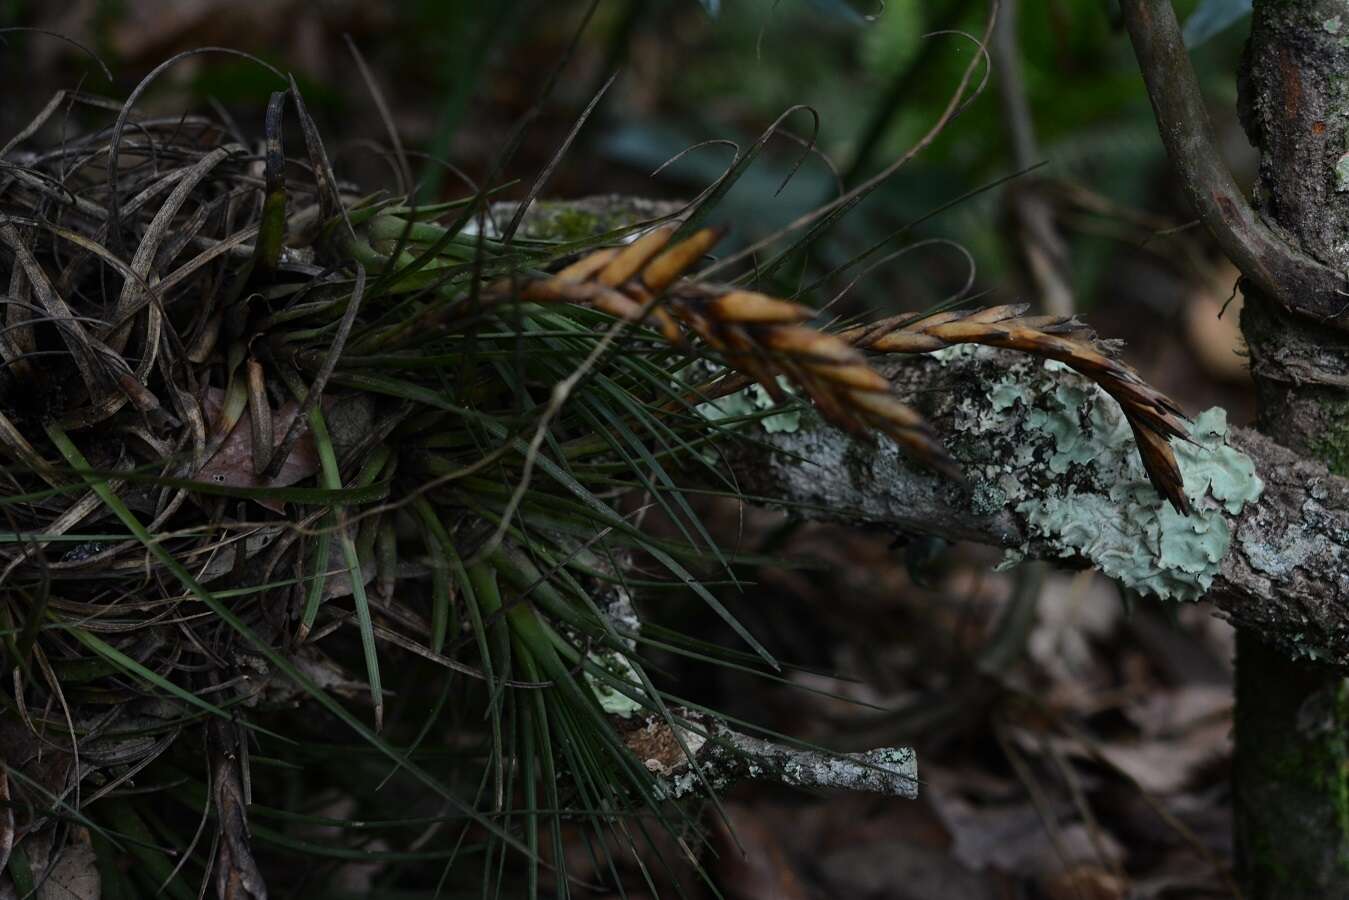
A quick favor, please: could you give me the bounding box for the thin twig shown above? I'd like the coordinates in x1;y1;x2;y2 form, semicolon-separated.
1119;0;1342;323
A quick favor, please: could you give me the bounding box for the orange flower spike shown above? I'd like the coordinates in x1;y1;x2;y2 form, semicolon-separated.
760;326;864;365
924;320;1012;345
587;287;649;321
613;281;685;343
649;306;685;344
553;247;619;283
518;279;567;303
846;390;928;430
964;303;1030;324
641;227;726;294
865;332;949;353
1003;327;1084;357
708;291;814;324
719;324;790;402
757;327;889;391
1015;314;1096;338
779;361;869;435
675;308;728;352
838;311;922;346
808;363;891;392
597;225;676;287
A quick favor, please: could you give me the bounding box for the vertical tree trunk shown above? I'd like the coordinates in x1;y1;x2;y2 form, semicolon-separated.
1233;1;1349;894
1119;0;1349;892
1234;630;1349;895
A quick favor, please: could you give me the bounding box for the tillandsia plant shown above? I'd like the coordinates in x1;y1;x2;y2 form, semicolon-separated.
0;49;1195;900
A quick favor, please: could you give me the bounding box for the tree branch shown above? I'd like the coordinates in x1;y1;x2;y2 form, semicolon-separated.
498;196;1349;662
992;0;1075;317
718;345;1349;665
1118;0;1345;324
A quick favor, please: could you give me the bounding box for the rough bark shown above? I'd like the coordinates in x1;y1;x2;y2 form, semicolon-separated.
1121;0;1345;325
1234;630;1349;897
1121;0;1349;893
718;345;1349;664
498;196;1349;667
1234;1;1349;891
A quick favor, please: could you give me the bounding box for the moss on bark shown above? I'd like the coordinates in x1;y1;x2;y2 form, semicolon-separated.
1235;631;1349;895
1233;1;1349;893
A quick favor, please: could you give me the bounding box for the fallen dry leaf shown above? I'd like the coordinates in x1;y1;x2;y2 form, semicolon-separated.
195;387;321;512
1029;573;1121;686
709;803;810;900
1124;684;1232;739
1092;724;1230;795
37;843;100;900
927;773;1124;878
1043;865;1127;900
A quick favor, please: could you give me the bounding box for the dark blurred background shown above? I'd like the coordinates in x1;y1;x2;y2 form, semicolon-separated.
0;0;1256;421
1;2;1258;897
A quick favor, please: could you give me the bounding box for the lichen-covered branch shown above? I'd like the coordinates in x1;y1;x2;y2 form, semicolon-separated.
709;731;918;798
619;713;918;800
718;344;1349;665
599;569;919;800
496;196;1349;664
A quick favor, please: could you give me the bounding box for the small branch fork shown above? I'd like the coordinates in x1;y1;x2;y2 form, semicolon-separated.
1118;0;1346;325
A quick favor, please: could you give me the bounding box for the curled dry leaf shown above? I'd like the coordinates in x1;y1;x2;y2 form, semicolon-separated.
709;804;811;900
195;387;321;512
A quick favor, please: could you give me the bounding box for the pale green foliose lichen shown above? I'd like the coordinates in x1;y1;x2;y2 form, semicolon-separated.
940;347;1263;601
691;370;802;433
989;380;1031;412
585;651;645;717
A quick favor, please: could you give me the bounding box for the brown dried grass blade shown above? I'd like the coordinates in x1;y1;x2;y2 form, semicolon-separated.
247;359;274;477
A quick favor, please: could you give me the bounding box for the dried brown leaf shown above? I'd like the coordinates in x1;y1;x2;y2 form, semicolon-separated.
196;388;321;512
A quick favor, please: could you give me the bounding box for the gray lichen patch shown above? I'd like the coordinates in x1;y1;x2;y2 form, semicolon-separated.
584;648;646;717
645;716;919;800
688;366;803;434
1238;522;1321;579
1335;152;1349;193
938;347;1263;601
